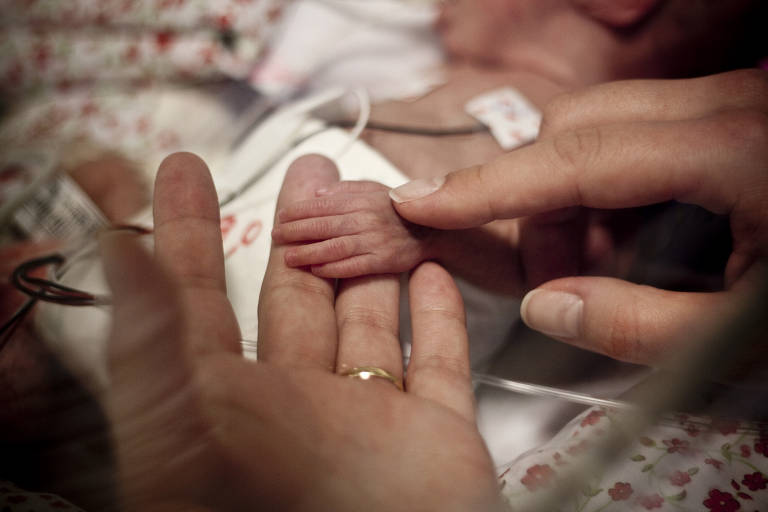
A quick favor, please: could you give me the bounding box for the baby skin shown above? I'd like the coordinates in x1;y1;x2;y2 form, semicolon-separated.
272;180;524;294
272;181;435;278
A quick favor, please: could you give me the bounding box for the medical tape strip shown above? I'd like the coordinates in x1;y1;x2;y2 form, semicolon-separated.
465;87;542;150
12;172;109;241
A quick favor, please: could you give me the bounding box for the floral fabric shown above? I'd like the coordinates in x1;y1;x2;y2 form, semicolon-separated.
0;0;286;96
498;407;768;511
0;481;85;511
0;0;289;188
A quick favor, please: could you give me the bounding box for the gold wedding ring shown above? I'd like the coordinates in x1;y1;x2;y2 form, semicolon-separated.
341;366;404;391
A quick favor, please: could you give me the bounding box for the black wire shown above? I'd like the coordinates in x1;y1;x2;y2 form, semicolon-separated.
0;298;37;352
10;253;97;306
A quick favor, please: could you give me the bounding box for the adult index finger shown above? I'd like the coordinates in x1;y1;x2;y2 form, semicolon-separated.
153;152;241;356
258;155;341;371
539;70;768;138
391;110;768;230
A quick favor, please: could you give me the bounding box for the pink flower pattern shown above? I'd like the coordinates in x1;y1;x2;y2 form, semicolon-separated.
521;464;556;492
498;407;768;511
608;482;633;501
669;470;691;486
1;0;287;96
638;493;664;509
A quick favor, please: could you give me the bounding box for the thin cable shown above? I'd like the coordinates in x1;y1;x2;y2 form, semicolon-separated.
332;119;488;137
471;372;637;411
333;87;371;159
0;298;37;352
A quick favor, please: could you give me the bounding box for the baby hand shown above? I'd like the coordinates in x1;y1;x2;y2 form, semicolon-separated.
272;181;435;278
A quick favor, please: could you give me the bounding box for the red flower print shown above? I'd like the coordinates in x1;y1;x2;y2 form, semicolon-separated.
267;5;283;22
580;409;605;427
216;14;232;29
34;44;50;69
731;479;741;491
155;31;175;52
566;439;590;456
80;102;99;118
712;418;739;436
124;45;140;63
638;494;664;509
199;46;216;65
608;482;633;501
663;438;691;454
56;79;73;92
736;492;752;500
703;489;740;511
136;117;151;134
740;444;751;458
755;438;768;458
684;422;700;437
553;452;567;466
5;60;24;87
669;470;691;487
705;458;724;470
741;472;767;491
520;464;555;492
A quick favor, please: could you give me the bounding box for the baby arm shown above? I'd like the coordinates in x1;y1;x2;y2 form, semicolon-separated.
272;181;436;278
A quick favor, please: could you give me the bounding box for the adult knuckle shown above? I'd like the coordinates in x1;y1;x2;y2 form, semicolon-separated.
550;126;603;179
330;236;355;256
339;305;394;333
265;271;333;303
341;215;360;233
409;354;470;380
469;163;505;222
716;109;768;155
312;217;332;235
723;68;768;109
540;92;575;136
601;299;639;362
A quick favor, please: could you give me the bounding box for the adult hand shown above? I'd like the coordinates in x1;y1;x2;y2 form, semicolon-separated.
101;153;502;511
389;69;768;367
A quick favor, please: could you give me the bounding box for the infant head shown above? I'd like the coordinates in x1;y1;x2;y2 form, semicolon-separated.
437;0;766;85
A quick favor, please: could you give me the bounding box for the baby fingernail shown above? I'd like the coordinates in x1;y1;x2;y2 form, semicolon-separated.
315;187;328;196
389;176;445;203
520;289;583;339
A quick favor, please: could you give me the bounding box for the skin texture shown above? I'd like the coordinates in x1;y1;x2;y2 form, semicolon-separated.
273;181;434;278
272;181;528;295
388;69;768;372
101;153;504;511
437;0;763;86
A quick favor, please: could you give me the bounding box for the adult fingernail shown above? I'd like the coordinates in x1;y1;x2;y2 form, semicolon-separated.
520;289;583;339
389;176;445;203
